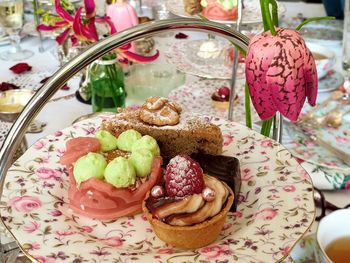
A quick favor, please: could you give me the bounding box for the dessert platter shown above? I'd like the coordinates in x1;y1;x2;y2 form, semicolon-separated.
165;39;245;79
168;78;260;123
166;0;285;25
1;97;315;262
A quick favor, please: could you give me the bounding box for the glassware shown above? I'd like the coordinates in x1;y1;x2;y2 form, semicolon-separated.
0;0;33;61
124;62;185;104
342;0;350;76
89;54;126;112
32;0;44;52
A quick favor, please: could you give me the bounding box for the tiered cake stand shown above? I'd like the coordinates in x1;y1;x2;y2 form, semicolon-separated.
0;19;314;263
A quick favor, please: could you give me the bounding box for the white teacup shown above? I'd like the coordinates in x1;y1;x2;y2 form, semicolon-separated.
315;209;350;263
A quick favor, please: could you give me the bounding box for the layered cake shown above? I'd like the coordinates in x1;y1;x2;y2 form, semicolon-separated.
101;96;223;159
201;0;238;20
142;155;239;249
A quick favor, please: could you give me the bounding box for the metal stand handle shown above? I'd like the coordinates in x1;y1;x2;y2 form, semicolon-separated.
228;0;243;121
0;18;249;193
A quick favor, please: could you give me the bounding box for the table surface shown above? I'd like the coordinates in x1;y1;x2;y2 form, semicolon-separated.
0;0;348;261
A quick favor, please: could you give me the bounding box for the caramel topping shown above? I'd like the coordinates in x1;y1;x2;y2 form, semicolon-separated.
139;96;182;126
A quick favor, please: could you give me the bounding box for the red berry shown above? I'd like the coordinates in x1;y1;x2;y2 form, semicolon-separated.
165;155;205;198
218;86;230;99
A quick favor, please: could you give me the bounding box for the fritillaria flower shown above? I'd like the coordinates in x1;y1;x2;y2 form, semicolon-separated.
245;27;317;122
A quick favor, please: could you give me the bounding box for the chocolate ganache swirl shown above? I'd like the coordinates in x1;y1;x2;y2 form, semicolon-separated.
146;175;229;226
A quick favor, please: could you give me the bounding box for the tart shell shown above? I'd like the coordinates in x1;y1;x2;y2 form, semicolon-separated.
212;100;229;110
142;181;234;249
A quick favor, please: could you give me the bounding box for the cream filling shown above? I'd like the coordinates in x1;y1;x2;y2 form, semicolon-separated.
197;41;222;59
154;176;229;226
154;194;205;219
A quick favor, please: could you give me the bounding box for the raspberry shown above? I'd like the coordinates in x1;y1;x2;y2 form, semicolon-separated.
165;155;204;198
218;86;230;99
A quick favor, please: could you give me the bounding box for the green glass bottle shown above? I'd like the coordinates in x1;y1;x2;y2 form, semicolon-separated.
89;53;126;112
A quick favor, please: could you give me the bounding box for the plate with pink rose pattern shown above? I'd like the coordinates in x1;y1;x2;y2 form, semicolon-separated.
0;114;315;263
168;78;260;124
166;0;286;25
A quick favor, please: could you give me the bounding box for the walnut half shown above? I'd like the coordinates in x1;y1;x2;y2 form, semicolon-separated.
139;96;182;126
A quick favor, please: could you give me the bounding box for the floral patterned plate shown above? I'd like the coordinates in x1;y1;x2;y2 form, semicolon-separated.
1;115;315;263
299;161;350;191
168;78;260;124
165;40;245;79
283;120;350;172
166;0;285;25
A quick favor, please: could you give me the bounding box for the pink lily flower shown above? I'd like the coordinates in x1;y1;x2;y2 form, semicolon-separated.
37;0;99;44
245;28;317;122
38;0;159;63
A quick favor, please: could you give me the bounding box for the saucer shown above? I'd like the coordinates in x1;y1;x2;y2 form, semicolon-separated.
318;71;344;93
290;234;317;263
306;43;336;80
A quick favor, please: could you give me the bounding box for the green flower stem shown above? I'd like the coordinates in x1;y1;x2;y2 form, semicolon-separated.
295;16;335;31
259;0;278;136
260;0;269;31
269;0;279;27
261;0;276;36
260;117;273;137
227;43;250;128
245;82;252;128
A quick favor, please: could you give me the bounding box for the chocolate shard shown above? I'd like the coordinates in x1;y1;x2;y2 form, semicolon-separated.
191;153;241;212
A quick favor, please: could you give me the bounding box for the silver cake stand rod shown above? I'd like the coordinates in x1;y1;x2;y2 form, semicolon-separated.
0;18;249;195
228;0;243;121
